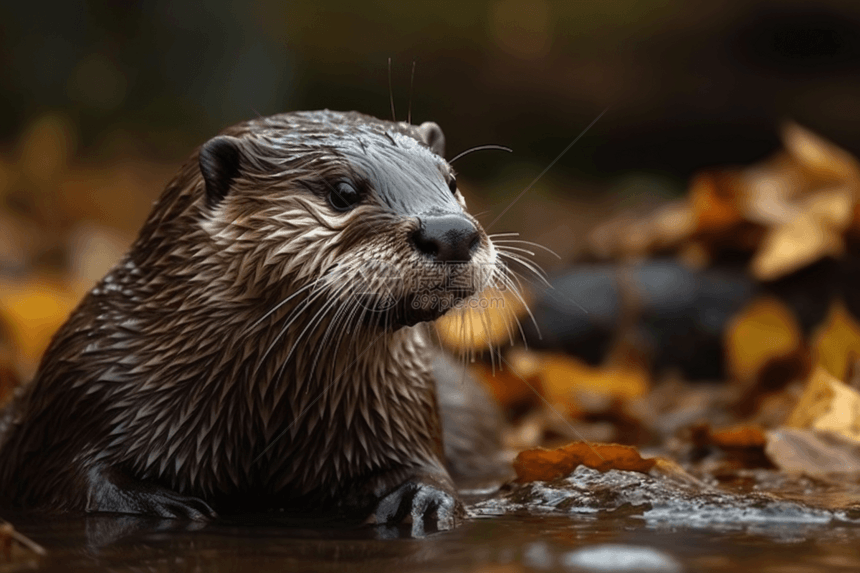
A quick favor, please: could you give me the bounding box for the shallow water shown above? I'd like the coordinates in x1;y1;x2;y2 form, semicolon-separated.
5;469;860;573
6;513;860;573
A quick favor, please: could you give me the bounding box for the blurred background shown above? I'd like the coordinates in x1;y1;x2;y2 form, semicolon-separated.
2;0;860;381
4;0;860;238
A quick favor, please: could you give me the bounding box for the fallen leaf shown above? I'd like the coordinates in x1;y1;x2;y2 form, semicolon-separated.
649;201;697;249
736;153;807;227
785;365;860;443
782;121;860;185
0;519;46;561
709;424;768;449
689;172;742;233
539;352;649;417
725;297;803;383
435;287;525;351
514;442;656;483
472;355;538;410
0;277;78;376
766;427;860;475
812;301;860;381
750;187;853;281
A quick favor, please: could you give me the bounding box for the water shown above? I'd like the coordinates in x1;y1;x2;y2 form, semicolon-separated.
5;469;860;572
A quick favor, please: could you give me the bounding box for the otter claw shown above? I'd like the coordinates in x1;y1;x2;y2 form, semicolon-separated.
371;481;462;536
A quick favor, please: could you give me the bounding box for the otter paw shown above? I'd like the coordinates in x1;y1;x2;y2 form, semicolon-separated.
134;490;218;521
369;481;463;535
86;466;217;521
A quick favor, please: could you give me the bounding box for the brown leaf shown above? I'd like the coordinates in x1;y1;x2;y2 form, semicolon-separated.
472;353;538;411
513;442;656;483
689;172;742;233
709;424;768;449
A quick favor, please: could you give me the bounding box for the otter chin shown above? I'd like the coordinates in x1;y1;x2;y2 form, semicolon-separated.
0;110;508;534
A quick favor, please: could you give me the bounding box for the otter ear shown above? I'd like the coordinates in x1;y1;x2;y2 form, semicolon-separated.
417;121;446;157
199;135;242;207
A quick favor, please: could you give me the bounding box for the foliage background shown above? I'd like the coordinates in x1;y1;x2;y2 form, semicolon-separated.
2;0;860;382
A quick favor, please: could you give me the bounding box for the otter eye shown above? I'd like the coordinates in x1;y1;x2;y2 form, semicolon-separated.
328;181;361;211
448;177;458;195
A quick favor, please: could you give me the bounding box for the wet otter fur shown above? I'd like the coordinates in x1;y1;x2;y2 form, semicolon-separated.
0;111;508;532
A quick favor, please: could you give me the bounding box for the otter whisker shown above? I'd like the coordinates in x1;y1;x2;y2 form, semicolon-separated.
495;245;537;258
407;59;416;126
253;285;333;378
388;57;396;122
474;305;495;375
253;329;391;464
503;262;589;316
246;279;323;334
308;281;357;384
496;250;551;287
495;266;541;339
490;238;561;259
283;293;344;370
328;293;363;387
491;267;528;346
449;144;512;165
488;269;519;348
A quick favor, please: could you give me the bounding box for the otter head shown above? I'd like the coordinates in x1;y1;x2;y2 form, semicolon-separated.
185;110;498;332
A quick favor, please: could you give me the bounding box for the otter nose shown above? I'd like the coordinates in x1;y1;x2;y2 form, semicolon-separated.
412;214;481;263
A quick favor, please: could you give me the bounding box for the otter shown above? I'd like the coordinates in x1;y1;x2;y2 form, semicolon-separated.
0;111;508;533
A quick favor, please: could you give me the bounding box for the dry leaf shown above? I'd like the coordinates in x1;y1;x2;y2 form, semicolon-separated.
812;301;860;381
736;153;806;226
781;121;860;184
0;277;78;376
435;287;525;351
750;187;853;281
539;352;649;417
472;355;538;410
0;519;45;561
513;442;656;482
785;365;860;443
725;297;803;383
689;172;742;233
765;427;860;475
708;424;768;448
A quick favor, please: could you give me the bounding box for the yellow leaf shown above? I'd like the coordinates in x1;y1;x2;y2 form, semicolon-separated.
0;278;78;375
18;113;76;189
725;297;803;382
539;352;648;416
812;302;860;381
435;287;525;351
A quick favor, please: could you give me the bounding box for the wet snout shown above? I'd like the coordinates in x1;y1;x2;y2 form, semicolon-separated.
411;214;481;263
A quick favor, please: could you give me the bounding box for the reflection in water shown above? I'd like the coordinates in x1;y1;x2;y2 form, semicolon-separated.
5;469;860;572
2;512;859;572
